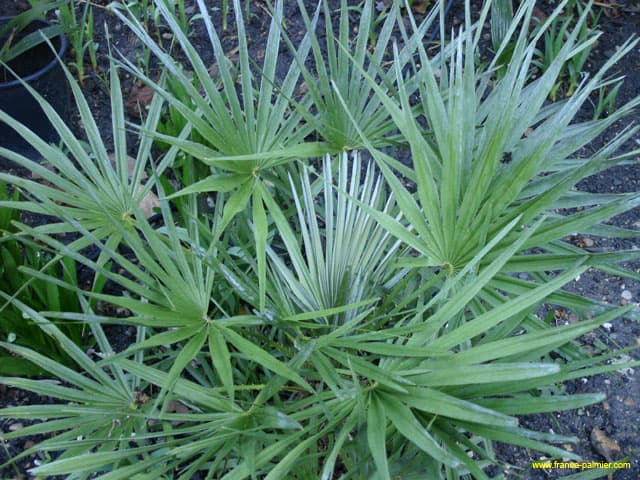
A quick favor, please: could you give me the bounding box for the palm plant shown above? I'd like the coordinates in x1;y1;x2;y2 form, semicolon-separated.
344;0;640;279
0;55;163;373
0;55;171;257
281;0;437;152
264;154;403;323
2;151;638;478
111;0;332;311
1;0;639;478
111;0;323;173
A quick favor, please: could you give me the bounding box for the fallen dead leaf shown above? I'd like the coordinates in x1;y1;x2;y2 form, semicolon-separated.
108;153;158;217
532;6;548;22
590;428;621;461
126;83;155;119
412;0;431;14
167;400;191;426
108;153;147;180
137;185;160;218
166;400;190;414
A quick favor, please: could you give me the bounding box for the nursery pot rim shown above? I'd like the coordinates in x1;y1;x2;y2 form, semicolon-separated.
0;16;68;90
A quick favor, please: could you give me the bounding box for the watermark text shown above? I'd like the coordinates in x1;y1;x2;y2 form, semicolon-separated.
531;460;631;471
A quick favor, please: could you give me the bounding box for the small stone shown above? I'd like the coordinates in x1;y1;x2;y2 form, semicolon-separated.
16;0;30;11
162;32;173;40
24;440;36;450
602;401;610;410
9;422;23;431
602;322;613;331
621;290;633;301
29;162;57;180
582;237;594;247
623;397;635;407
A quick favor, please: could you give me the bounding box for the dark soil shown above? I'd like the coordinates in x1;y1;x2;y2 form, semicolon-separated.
1;0;639;479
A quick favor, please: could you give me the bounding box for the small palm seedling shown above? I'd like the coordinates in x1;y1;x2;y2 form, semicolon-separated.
111;0;324;170
0;54;171;259
281;0;437;152
265;155;403;323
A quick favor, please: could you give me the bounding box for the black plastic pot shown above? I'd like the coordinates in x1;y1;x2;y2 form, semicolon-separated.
0;17;71;168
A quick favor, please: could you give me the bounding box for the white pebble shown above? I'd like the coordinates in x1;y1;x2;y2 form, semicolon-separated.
621;290;633;300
